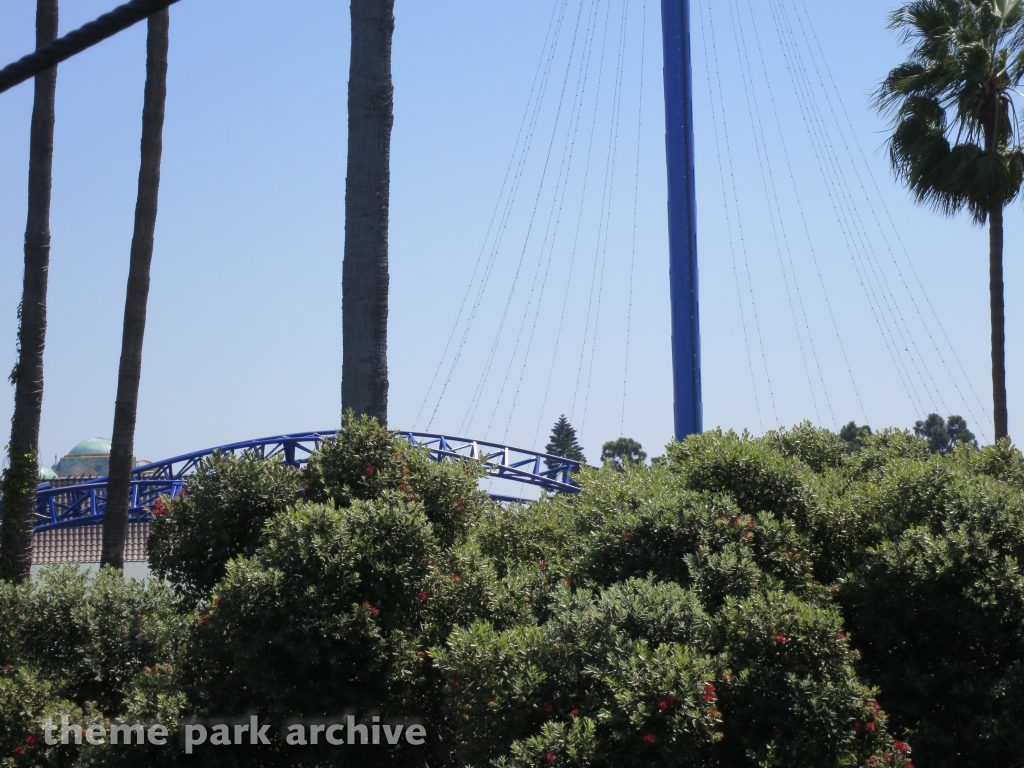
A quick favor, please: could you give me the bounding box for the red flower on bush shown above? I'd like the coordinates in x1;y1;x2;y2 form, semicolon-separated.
742;531;752;541
450;679;460;688
542;752;556;764
364;465;375;474
451;573;460;582
854;722;862;732
866;722;877;733
658;695;677;710
643;734;656;744
14;746;24;756
25;737;37;746
893;741;910;754
152;499;168;516
570;708;580;717
702;684;717;702
419;591;428;601
538;561;548;570
775;634;788;644
622;530;632;538
707;709;721;718
868;758;878;766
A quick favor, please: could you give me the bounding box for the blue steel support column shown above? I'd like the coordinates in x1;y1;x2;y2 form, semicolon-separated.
661;0;703;440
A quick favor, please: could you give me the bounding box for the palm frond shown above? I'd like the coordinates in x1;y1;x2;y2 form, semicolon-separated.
879;0;1024;215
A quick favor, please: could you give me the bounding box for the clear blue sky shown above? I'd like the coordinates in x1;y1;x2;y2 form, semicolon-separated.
0;0;1017;468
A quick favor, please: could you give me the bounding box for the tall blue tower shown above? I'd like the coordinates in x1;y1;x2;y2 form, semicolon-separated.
661;0;703;440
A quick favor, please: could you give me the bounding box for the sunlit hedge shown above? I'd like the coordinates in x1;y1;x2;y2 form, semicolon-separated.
2;418;1023;767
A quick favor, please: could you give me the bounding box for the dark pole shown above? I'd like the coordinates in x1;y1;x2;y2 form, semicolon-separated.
102;8;169;570
0;0;182;96
661;0;702;441
0;0;59;582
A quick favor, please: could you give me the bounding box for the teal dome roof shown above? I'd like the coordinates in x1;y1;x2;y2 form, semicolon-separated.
68;437;112;456
38;465;58;480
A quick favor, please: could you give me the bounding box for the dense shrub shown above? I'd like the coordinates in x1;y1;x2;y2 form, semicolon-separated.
191;499;435;719
305;412;490;546
147;450;301;601
7;419;1024;767
0;565;186;715
0;666;98;768
839;451;1024;767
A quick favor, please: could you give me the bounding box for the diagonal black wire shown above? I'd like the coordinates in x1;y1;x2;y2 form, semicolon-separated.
0;0;183;95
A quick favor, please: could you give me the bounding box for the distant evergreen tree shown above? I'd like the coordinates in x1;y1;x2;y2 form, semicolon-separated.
601;437;647;470
914;414;978;455
839;421;872;452
545;415;586;469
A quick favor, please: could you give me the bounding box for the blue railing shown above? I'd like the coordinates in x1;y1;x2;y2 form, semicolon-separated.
14;430;580;531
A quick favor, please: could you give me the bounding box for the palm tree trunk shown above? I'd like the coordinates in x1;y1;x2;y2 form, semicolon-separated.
100;9;169;570
990;203;1008;441
0;0;59;582
341;0;394;426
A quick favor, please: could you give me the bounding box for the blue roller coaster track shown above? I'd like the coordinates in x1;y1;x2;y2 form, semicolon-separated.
17;431;581;532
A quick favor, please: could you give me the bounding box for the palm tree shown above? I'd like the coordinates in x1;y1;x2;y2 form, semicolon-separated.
100;8;169;570
0;0;59;582
877;0;1024;441
342;0;395;426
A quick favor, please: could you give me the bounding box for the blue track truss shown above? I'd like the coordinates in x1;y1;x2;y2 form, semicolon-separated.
11;431;580;532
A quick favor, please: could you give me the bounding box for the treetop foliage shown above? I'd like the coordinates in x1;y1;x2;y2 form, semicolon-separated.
545;415;586;468
600;437;646;470
913;413;977;454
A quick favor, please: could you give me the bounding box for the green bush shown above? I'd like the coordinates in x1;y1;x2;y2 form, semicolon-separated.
8;419;1024;768
840;452;1024;767
147;450;302;602
190;499;434;716
0;665;98;768
0;565;185;716
305;412;490;546
437;578;899;768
